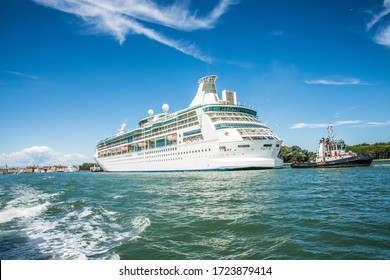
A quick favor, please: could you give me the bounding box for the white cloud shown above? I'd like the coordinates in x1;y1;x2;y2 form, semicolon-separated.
367;0;390;48
375;24;390;47
290;122;329;129
0;146;88;168
367;120;390;125
352;120;390;127
224;59;255;69
334;120;363;125
32;0;237;63
304;77;369;85
290;120;390;129
333;106;359;118
2;70;38;80
367;0;390;30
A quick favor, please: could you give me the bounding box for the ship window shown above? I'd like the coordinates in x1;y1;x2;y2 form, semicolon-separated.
238;145;250;148
263;144;272;147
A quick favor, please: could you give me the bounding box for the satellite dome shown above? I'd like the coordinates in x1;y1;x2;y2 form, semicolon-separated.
162;104;169;113
148;109;154;116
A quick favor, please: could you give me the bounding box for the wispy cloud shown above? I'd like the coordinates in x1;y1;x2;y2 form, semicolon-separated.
367;0;390;47
0;146;88;167
291;122;330;129
333;105;360;118
352;120;390;127
291;120;390;129
224;59;255;69
374;25;390;46
335;120;364;125
367;0;390;29
2;70;38;80
304;77;369;85
270;30;284;37
32;0;237;63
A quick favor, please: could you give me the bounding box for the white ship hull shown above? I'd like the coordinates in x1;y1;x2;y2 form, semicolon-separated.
95;139;282;172
94;75;283;172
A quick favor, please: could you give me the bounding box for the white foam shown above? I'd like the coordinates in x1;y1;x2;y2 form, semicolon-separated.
78;207;93;218
130;216;151;240
0;185;52;224
2;184;151;259
109;253;121;260
376;163;390;167
22;205;139;259
0;202;49;224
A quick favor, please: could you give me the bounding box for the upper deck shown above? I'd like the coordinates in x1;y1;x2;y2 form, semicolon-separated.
96;103;261;148
96;75;276;153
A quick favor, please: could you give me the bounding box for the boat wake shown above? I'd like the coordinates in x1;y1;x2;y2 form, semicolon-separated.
129;216;151;241
0;185;150;259
0;202;49;224
0;185;52;224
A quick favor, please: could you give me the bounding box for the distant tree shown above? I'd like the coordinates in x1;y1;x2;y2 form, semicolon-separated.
278;146;316;163
346;142;390;159
80;163;97;171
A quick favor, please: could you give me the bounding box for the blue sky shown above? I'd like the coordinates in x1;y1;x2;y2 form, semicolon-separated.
1;0;390;167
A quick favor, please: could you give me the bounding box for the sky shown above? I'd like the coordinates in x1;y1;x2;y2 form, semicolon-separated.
1;0;390;167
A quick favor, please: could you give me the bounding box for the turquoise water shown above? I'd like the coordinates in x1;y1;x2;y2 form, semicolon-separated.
1;162;389;260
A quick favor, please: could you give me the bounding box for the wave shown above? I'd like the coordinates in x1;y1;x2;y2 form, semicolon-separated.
375;163;390;167
0;185;53;224
130;216;151;241
24;207;117;259
19;204;151;259
0;202;49;224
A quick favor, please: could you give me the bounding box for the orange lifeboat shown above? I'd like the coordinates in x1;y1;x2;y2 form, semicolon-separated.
138;141;146;147
167;133;177;141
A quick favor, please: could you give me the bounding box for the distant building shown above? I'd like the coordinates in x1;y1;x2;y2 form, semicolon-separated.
1;164;80;174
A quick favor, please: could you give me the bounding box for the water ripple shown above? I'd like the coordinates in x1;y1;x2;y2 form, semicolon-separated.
1;163;389;259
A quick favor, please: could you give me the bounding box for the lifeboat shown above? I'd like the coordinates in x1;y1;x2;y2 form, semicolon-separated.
137;141;146;147
167;133;177;141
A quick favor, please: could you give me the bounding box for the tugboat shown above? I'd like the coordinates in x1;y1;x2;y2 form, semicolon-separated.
291;124;372;168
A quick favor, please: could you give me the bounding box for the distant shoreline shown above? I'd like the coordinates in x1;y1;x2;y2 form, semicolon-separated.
373;158;390;162
283;158;390;166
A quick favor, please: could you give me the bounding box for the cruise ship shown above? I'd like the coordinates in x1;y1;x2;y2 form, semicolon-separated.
94;75;283;171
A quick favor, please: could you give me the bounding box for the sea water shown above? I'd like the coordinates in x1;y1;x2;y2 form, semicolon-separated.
0;162;389;260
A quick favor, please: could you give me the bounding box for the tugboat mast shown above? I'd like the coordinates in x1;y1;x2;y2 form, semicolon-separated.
327;123;334;142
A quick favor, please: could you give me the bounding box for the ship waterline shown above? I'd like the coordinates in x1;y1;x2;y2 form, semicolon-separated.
94;75;283;171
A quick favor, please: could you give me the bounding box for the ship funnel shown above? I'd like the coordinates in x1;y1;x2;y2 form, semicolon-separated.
190;75;219;107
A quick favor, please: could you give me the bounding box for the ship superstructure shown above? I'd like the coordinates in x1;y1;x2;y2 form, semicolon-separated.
94;75;283;171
